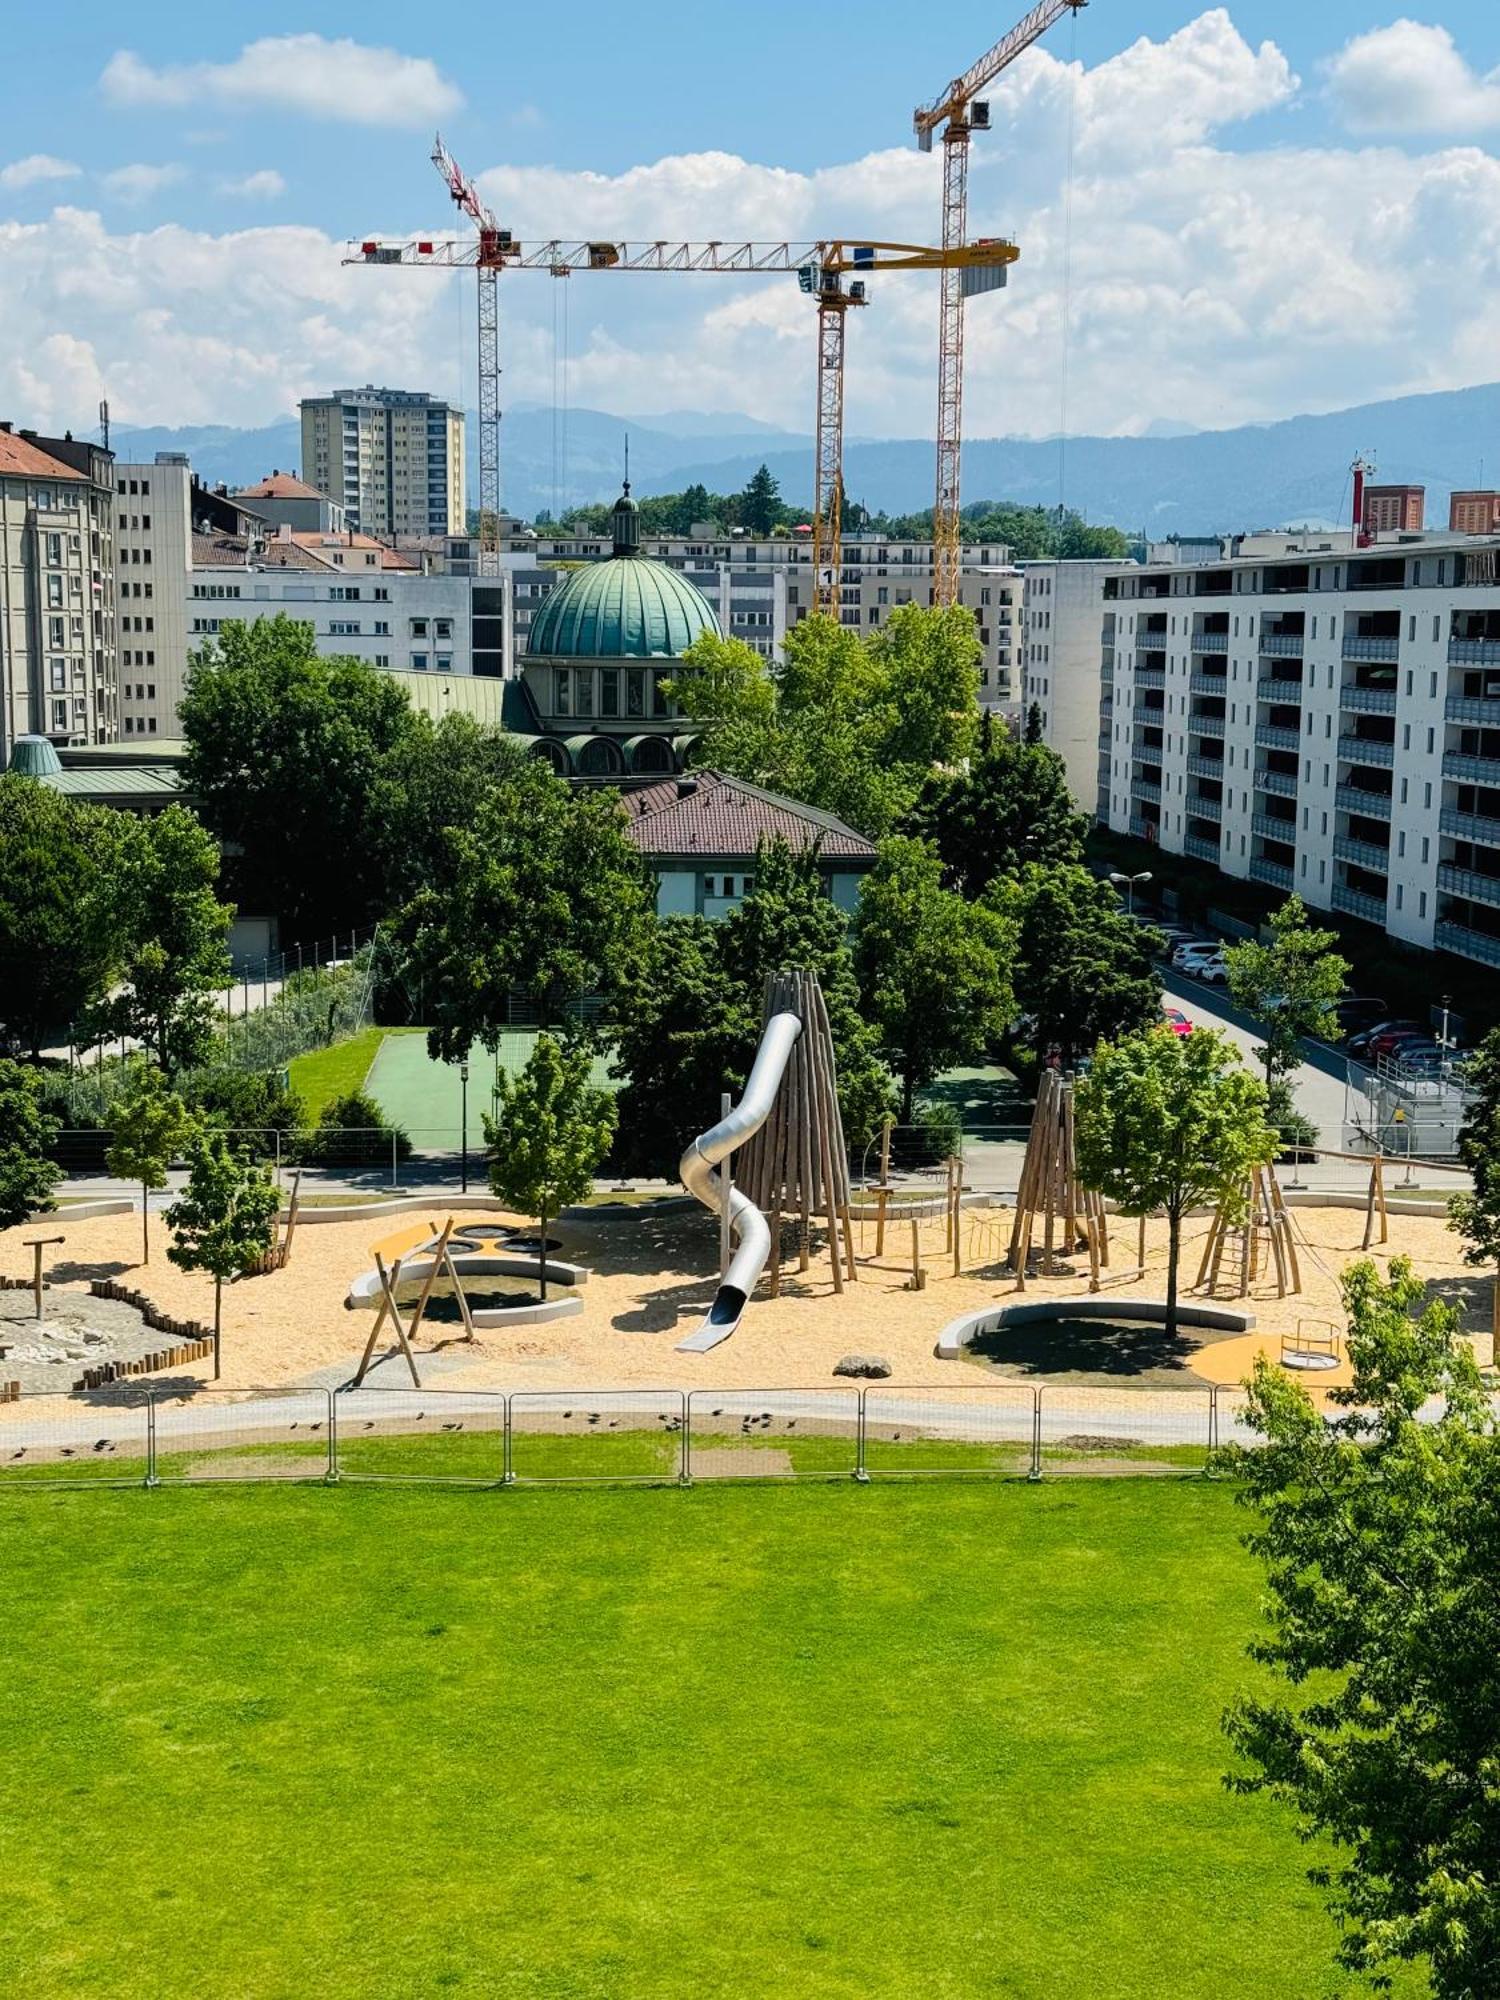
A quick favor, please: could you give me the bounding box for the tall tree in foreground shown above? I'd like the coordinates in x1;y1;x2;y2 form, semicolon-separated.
0;1060;62;1230
106;807;233;1073
1448;1026;1500;1339
484;1035;617;1299
1074;1027;1272;1337
906;728;1088;898
988;864;1162;1067
1223;895;1348;1099
0;777;125;1057
1221;1259;1500;1998
165;1130;280;1378
107;1062;192;1265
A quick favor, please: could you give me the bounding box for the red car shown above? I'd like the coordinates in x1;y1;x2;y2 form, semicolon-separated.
1162;1006;1193;1037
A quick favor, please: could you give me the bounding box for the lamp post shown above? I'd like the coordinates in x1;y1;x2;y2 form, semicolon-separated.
1108;868;1152;915
459;1059;470;1194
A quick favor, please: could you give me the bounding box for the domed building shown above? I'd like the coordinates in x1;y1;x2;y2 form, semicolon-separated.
516;483;720;779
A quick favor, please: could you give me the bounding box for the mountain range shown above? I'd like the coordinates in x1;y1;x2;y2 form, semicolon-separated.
111;380;1500;536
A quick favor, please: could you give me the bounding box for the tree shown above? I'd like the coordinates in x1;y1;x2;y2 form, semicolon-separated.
987;865;1162;1067
738;463;782;535
1074;1027;1273;1337
105;807;233;1072
372;711;531;907
1221;1258;1500;1998
906;730;1088;898
852;837;1016;1124
0;776;126;1057
0;1060;62;1230
106;1061;191;1264
484;1035;616;1298
164;1129;280;1377
1223;896;1348;1098
396;761;655;1060
1448;1026;1500;1336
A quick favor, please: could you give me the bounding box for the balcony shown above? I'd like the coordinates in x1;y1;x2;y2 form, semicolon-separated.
1256;723;1300;751
1342;634;1399;662
1342;686;1397;716
1128;815;1158;841
1332;883;1388;926
1435;918;1500;968
1251;806;1297;838
1336;784;1392;821
1249;855;1295;891
1188;793;1223;822
1447;637;1500;665
1189;714;1226;740
1255;768;1299;798
1259;631;1305;657
1188;669;1228;696
1186;751;1225;778
1437;863;1500;909
1134;664;1166;689
1191;630;1228;653
1444;694;1500;725
1184;832;1221;863
1339;735;1395;768
1257;677;1305;704
1130;775;1162;802
1332;835;1390;873
1440;805;1500;847
1443;749;1500;786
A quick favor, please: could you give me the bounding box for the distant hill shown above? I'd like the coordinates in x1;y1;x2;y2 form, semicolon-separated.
112;380;1500;534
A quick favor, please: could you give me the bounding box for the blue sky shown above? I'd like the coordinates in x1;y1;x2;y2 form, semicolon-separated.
6;5;1500;446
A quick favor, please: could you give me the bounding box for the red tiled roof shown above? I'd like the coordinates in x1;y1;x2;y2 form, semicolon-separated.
191;530;334;572
235;472;325;500
287;531;418;570
0;430;86;481
619;770;875;862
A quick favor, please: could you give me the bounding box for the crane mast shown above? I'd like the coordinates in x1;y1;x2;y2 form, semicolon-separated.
916;0;1086;605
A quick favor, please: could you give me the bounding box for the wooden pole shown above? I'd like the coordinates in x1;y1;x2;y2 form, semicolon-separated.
875;1118;893;1258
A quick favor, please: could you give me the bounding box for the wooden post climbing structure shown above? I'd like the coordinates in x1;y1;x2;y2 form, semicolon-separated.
1007;1069;1109;1291
1196;1162;1301;1300
732;969;856;1297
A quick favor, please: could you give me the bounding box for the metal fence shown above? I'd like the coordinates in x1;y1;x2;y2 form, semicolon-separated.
0;1380;1256;1492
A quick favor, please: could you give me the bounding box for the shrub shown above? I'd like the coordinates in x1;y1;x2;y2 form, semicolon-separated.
186;1069;307;1159
295;1088;411;1168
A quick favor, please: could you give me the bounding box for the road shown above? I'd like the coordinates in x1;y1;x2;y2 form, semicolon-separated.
1161;971;1351;1148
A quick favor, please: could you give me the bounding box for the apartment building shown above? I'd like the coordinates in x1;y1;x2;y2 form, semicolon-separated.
300;388;465;538
1362;484;1425;535
113;454;192;740
1450;491;1500;536
0;424;117;758
1020;559;1129;806
231;472;345;535
1101;532;1500;970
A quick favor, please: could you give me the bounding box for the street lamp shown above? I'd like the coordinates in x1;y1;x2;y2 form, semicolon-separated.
1108;869;1152;914
459;1060;470;1194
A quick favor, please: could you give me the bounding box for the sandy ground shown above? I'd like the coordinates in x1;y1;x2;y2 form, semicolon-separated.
0;1197;1491;1410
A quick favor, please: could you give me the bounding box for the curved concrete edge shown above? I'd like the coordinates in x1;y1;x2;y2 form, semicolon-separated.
1281;1190;1453;1219
346;1252;592;1311
471;1295;584;1328
935;1295;1257;1360
279;1195;525;1227
31;1199;134;1223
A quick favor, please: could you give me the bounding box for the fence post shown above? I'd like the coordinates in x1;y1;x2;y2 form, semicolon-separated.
854;1389;870;1483
390;1130;399;1190
683;1393;695;1486
325;1387;339;1483
675;1390;689;1486
1029;1387;1043;1481
502;1395;515;1485
145;1392;159;1488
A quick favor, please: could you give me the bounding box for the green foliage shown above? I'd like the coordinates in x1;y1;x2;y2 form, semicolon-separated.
906;730;1089;897
295;1089;411;1168
1223;896;1348;1090
1075;1027;1273;1334
853;837;1016;1123
1264;1080;1318;1161
738;463;783;535
164;1128;281;1371
185;1069;308;1155
0;776;127;1056
397;761;654;1057
870;501;1131;560
1450;1026;1500;1274
0;1059;62;1229
484;1035;617;1295
987;865;1162;1068
1221;1258;1499;1997
106;1061;192;1263
557;466;801;538
668;604;981;839
98;807;233;1073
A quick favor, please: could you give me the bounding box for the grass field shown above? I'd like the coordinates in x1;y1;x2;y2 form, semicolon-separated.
287;1027;423;1120
0;1474;1388;1998
365;1032;616;1151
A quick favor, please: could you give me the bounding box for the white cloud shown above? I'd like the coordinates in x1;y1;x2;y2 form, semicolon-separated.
100;35;461;128
0;154;82;191
1327;20;1500;135
220;170;286;201
101;163;185;204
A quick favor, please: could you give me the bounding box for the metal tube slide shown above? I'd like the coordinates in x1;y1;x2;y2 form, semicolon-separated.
677;1010;803;1352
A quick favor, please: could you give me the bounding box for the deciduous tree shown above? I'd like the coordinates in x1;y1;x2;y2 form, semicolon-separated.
106;1061;191;1264
0;1060;62;1229
0;777;125;1057
164;1129;280;1377
906;730;1088;897
1223;895;1348;1097
105;807;233;1073
1448;1026;1500;1337
987;865;1162;1067
484;1035;616;1298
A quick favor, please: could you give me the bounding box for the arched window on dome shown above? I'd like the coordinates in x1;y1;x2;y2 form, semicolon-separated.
629;735;673;776
529;739;570;776
574;735;622;778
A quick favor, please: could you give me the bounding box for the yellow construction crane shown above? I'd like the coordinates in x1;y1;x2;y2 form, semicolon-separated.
350;150;1015;612
915;0;1087;605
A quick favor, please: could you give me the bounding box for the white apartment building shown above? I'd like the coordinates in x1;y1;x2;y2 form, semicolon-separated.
300;387;465;539
0;425;117;759
1102;534;1500;970
1020;559;1129;807
113;455;192;741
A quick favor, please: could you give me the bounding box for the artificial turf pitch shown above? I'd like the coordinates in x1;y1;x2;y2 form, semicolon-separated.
1;1476;1372;1998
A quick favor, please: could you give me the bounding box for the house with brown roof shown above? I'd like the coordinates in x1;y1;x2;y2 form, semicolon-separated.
231;471;344;536
618;770;876;919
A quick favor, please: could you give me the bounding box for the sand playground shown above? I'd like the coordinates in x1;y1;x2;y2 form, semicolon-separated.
0;1191;1491;1414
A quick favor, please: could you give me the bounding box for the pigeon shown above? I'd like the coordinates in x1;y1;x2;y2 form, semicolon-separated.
563;1411;573;1420
60;1447;74;1457
10;1449;24;1460
94;1440;111;1453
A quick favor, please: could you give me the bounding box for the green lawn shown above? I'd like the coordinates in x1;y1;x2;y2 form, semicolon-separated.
0;1475;1389;1998
287;1027;424;1119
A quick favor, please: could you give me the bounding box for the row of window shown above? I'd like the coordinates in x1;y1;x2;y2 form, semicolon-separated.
552;666;669;720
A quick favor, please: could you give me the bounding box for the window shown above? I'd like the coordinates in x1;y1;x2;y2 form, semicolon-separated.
410;618;428;637
554;668;571;716
435;619;452;639
411;652;428;671
626;670;644;719
46;574;63;608
49;660;67;691
601;669;619;717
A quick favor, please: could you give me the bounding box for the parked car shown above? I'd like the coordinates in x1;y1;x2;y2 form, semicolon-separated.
1367;1025;1433;1062
1151;926;1198;957
1161;1006;1193;1037
1347;1018;1416;1058
1170;940;1222;970
1333;996;1389;1039
1191;955;1229;986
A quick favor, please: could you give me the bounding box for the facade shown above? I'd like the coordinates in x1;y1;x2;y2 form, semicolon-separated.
0;425;118;759
1363;484;1425;535
1100;533;1500;970
1450;491;1500;537
231;472;345;535
300;387;465;538
113;455;192;740
1020;559;1128;808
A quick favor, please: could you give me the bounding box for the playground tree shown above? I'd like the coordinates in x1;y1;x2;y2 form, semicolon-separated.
853;836;1015;1125
1223;895;1348;1094
106;1061;192;1264
1448;1026;1500;1334
905;730;1088;898
1074;1026;1272;1338
0;1060;62;1231
105;807;233;1073
164;1130;280;1378
989;864;1163;1067
484;1035;617;1299
400;765;654;1058
1222;1258;1499;1999
0;777;125;1059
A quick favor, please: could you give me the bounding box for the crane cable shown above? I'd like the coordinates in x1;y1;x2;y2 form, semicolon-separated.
1056;3;1079;522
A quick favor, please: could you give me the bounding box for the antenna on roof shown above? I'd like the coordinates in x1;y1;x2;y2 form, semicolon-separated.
98;397;110;450
623;431;630;497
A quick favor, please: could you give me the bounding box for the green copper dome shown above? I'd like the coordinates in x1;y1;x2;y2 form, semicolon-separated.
527;485;722;661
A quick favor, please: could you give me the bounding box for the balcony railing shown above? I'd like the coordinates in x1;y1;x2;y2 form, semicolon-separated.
1183;831;1221;863
1332;834;1390;873
1189;714;1226;739
1249;855;1295;891
1447;637;1500;665
1188;793;1223;822
1331;882;1388;925
1259;631;1305;657
1128;815;1158;841
1251;810;1298;840
1437;863;1500;909
1444;694;1500;725
1256;723;1301;751
1188;669;1228;696
1336;783;1392;821
1435;918;1500;967
1186;751;1225;778
1440;805;1500;848
1443;750;1500;786
1339;735;1395;768
1191;630;1229;653
1134;665;1166;689
1342;634;1400;662
1342;686;1398;716
1130;775;1162;801
1254;767;1298;798
1257;677;1305;704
